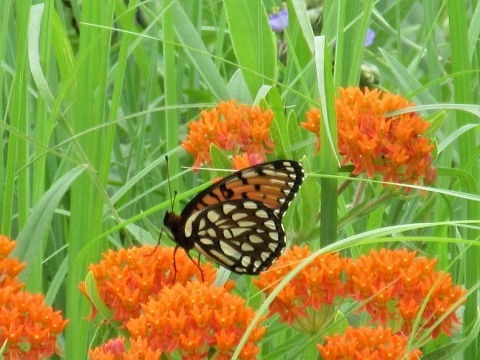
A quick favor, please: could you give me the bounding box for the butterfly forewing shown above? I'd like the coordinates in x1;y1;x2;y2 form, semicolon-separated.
165;160;305;275
182;160;304;218
185;200;285;274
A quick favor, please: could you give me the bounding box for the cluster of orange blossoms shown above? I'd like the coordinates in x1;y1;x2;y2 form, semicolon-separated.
0;235;69;359
254;245;466;357
317;326;422;360
182;100;275;170
81;246;265;360
301;87;437;189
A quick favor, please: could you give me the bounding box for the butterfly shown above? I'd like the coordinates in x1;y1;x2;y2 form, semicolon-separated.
164;160;304;277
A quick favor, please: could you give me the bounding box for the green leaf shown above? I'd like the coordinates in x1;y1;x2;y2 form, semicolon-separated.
13;166;85;281
173;2;230;101
224;0;276;96
210;143;231;175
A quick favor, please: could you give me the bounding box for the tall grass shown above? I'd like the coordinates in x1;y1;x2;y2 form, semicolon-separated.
1;0;479;358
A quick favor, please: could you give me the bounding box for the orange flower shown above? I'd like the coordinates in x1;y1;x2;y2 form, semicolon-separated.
182;121;212;169
182;100;276;171
79;245;226;323
0;235;26;292
217;100;250;150
232;153;264;170
255;245;466;341
253;245;344;333
302;87;436;190
126;281;265;359
0;289;69;359
243;105;275;160
0;236;69;359
316;326;422;360
343;248;467;338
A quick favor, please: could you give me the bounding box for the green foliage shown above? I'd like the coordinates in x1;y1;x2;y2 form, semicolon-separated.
1;0;480;358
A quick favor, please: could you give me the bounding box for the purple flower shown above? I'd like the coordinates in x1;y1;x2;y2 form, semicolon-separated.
269;8;288;33
364;28;375;47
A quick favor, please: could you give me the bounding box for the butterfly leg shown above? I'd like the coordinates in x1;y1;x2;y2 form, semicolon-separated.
172;246;205;282
196;252;204;282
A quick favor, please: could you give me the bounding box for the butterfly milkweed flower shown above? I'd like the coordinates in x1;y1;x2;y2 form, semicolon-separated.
82;245;264;359
254;245;466;345
302;87;437;190
79;245;224;324
0;235;69;359
317;326;422;360
127;281;266;359
182;100;275;170
253;245;345;334
344;248;467;340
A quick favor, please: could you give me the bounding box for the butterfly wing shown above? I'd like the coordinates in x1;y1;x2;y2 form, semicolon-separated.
181;160;304;219
184;200;285;274
164;160;304;274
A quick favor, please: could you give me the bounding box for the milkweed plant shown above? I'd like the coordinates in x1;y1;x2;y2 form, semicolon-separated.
1;1;479;359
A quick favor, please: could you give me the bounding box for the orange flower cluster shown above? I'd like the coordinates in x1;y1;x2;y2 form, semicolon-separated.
83;245;264;359
0;235;69;359
182;100;275;170
252;246;345;332
344;248;466;339
127;281;265;359
254;245;466;343
79;245;220;323
317;326;422;360
301;87;437;189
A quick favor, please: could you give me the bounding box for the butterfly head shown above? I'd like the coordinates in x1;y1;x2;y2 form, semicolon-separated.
164;211;181;232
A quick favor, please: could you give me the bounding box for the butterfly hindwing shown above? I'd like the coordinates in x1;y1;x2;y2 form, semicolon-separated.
183;200;285;275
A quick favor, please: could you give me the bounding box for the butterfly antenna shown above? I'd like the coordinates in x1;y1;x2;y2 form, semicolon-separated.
149;156;173;256
165;155;176;212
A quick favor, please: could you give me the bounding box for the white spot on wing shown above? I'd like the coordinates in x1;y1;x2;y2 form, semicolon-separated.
243;202;258;209
237;221;256;227
209;249;235;266
231;228;249;237
241;256;251;267
223;204;236;214
232;212;248;221
207;210;221;223
264;220;277;230
262;169;277;176
199;238;214;245
220;242;241;260
255;210;269;218
207;229;216;237
249;235;264;243
184;212;200;237
268;242;279;252
269;232;279;241
241;242;255;252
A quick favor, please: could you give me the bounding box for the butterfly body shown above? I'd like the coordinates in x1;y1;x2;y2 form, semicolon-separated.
164;160;304;275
